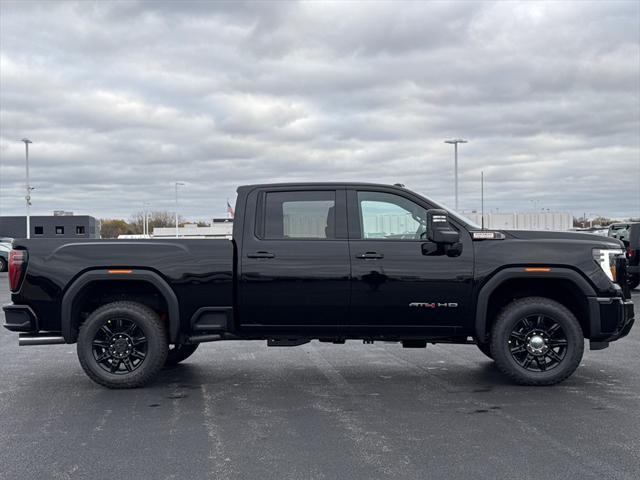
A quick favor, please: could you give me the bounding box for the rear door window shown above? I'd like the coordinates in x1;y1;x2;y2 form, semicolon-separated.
262;191;336;240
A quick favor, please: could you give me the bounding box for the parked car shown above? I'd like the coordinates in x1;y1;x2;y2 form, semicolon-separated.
608;222;640;290
3;182;635;389
0;242;10;272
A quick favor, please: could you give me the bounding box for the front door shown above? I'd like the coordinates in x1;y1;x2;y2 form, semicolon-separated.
347;189;474;336
239;188;350;335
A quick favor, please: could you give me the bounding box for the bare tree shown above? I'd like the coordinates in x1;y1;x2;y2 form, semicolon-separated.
130;211;186;234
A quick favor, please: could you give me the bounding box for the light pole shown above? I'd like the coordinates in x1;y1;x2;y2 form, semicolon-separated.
21;139;33;239
481;171;484;230
142;202;151;236
444;139;467;211
175;182;184;237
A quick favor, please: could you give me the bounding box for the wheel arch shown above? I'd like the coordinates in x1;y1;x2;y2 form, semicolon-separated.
475;267;596;341
61;269;180;343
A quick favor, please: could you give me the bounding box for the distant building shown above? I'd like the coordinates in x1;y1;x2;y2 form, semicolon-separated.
152;218;233;238
465;212;572;231
0;215;100;239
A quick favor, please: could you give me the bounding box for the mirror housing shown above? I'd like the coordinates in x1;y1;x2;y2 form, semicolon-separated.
426;209;460;244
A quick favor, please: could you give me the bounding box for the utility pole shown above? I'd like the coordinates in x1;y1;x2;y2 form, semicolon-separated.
444;139;467;211
21;139;33;239
174;182;184;238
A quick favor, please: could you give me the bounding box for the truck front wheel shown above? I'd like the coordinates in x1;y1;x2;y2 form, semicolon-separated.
77;301;168;389
490;297;584;386
165;344;199;366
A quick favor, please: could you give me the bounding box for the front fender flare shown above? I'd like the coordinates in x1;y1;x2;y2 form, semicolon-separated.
61;269;180;343
474;267;596;341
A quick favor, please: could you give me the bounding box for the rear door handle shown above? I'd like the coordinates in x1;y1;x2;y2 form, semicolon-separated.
247;251;275;259
355;252;384;260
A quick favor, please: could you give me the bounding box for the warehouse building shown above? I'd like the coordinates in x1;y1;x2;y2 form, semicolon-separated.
151;218;233;238
464;212;573;231
0;214;100;239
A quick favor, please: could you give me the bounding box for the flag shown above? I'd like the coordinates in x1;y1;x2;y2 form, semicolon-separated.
226;200;235;218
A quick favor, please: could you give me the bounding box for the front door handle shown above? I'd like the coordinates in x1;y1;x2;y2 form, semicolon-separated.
355;252;384;260
247;251;275;259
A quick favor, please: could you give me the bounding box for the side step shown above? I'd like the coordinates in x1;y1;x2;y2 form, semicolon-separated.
19;333;66;346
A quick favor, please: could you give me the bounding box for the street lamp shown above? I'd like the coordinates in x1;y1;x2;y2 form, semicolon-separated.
444;139;467;211
21;139;33;239
174;182;185;237
142;201;152;236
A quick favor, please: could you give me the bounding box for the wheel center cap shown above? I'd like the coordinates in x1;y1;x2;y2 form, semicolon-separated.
527;334;547;355
109;335;132;358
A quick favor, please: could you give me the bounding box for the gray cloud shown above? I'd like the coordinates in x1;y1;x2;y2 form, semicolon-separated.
0;0;638;221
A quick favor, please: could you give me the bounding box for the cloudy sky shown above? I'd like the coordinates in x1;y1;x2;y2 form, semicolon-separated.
0;0;639;221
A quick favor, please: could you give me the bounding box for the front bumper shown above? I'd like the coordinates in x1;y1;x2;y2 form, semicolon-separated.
2;304;38;332
588;296;635;343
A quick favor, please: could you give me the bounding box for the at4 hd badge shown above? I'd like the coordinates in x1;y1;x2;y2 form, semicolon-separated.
409;302;459;309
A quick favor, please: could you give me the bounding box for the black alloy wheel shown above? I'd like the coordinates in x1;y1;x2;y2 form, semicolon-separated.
91;317;148;374
507;314;567;372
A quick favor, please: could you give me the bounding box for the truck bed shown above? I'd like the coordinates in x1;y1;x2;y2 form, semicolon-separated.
11;238;234;334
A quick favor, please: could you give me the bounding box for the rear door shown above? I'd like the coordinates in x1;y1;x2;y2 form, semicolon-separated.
238;187;350;335
346;188;474;336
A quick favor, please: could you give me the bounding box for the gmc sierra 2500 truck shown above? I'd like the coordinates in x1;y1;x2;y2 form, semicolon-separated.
3;183;635;388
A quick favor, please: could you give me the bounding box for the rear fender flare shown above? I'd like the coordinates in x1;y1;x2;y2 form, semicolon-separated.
475;267;596;341
61;269;180;343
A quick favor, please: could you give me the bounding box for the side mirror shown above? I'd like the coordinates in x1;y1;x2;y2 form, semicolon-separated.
426;209;460;244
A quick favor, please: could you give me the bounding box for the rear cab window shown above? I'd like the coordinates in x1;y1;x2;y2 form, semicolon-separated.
259;191;337;240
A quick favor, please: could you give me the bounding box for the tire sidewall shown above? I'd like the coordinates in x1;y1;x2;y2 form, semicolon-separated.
77;303;168;388
492;299;584;384
0;257;7;272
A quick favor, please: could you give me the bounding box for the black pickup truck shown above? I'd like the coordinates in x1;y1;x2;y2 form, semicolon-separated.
3;183;635;388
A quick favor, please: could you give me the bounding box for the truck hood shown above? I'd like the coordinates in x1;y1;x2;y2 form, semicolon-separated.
504;229;622;248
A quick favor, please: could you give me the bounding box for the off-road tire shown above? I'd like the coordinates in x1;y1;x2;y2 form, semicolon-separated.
165;343;199;366
491;297;584;386
0;257;7;272
77;301;168;389
476;342;493;360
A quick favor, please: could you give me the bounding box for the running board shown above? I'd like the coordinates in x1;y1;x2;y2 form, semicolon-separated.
186;334;223;344
19;334;66;346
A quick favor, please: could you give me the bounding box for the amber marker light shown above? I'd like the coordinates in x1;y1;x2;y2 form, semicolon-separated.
108;269;133;274
524;267;551;272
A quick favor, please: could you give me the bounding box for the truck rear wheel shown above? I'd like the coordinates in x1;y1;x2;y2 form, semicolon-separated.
165;344;199;366
77;301;168;389
490;297;584;386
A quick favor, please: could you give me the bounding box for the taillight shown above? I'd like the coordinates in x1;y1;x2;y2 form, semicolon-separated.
627;247;636;259
9;249;28;292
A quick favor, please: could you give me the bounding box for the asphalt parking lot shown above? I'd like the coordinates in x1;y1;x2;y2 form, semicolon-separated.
0;273;638;480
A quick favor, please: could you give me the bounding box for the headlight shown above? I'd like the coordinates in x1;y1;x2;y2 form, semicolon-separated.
593;248;624;282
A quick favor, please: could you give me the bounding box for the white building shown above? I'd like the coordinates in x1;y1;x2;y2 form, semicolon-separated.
152;218;233;238
465;212;572;231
